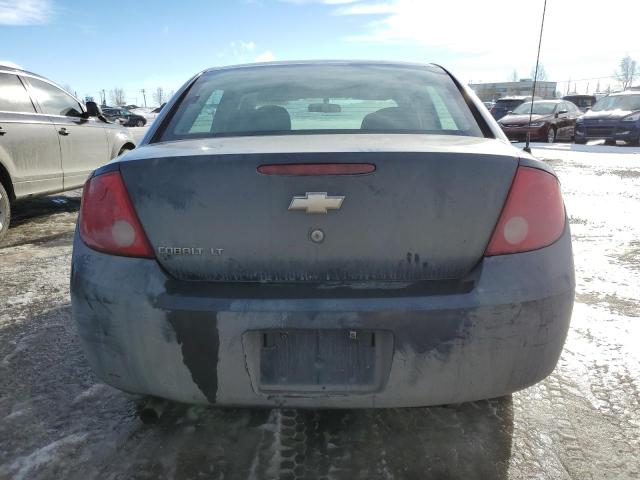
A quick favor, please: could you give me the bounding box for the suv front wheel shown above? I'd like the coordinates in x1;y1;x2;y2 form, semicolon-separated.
0;182;10;241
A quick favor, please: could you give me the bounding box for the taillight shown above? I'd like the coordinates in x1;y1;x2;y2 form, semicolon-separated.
79;171;154;258
485;166;565;256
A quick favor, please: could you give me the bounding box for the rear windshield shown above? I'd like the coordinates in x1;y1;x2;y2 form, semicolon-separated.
494;100;524;110
592;94;640;112
564;96;595;108
157;64;483;142
512;101;557;115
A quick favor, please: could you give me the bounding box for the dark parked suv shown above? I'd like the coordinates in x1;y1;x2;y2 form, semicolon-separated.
563;94;596;113
0;66;136;240
490;96;539;121
574;91;640;145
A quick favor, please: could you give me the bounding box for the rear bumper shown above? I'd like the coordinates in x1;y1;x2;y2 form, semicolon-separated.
71;228;575;408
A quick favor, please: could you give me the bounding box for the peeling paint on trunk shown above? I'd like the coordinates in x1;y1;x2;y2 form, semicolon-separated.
168;310;220;403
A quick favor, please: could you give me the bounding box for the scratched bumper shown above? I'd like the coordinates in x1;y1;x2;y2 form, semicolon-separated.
70;228;574;408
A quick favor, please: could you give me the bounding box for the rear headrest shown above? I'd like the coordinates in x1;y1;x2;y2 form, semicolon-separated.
361;107;420;130
250;105;292;132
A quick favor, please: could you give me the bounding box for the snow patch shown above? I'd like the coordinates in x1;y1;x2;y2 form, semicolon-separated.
3;433;89;480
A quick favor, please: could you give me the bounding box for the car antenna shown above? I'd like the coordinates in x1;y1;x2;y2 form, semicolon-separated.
524;0;548;154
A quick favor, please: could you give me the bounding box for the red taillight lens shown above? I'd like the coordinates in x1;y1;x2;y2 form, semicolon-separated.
485;166;565;256
79;171;154;258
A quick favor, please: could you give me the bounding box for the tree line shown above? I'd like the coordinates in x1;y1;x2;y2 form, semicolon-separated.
507;55;637;91
104;86;172;107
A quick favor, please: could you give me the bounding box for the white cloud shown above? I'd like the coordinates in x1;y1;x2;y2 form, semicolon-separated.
0;60;23;69
0;0;53;25
303;0;640;91
255;50;275;62
230;40;256;52
334;2;394;14
280;0;361;4
227;41;274;63
341;1;532;53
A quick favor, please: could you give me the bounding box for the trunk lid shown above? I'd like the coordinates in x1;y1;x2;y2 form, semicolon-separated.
120;134;518;282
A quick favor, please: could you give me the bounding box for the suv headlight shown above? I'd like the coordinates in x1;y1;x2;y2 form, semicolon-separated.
622;112;640;122
529;121;545;127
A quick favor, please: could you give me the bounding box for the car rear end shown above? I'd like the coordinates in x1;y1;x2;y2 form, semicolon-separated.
71;62;574;407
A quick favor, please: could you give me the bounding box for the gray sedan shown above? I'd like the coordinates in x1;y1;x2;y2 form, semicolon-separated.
71;61;575;408
0;66;136;239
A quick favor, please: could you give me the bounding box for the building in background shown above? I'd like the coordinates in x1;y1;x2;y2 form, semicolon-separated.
469;79;557;102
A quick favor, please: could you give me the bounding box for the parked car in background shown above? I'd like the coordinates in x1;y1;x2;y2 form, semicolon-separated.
574;91;640;145
483;101;495;110
563;94;596;113
151;102;166;114
0;66;136;240
71;61;574;409
102;107;147;127
128;107;159;123
490;96;543;121
498;99;581;143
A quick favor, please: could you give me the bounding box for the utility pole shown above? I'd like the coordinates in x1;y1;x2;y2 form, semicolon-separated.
141;89;147;107
100;89;106;106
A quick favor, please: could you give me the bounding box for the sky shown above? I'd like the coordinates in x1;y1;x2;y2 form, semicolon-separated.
1;0;639;106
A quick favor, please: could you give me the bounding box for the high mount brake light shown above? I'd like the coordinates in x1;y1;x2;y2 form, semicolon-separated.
485;166;565;256
79;171;154;258
258;163;376;176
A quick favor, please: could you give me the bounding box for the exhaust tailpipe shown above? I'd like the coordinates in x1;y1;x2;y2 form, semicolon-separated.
138;397;168;424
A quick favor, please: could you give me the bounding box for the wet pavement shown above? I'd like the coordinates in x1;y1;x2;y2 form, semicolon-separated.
0;143;639;479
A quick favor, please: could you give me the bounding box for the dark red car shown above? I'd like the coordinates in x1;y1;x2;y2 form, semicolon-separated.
498;99;582;143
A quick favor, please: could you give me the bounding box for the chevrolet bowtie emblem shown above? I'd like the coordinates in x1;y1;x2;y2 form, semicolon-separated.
288;192;345;214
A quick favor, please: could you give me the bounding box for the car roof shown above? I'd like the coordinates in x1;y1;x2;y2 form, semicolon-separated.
607;90;640;97
0;64;43;78
202;60;442;74
0;64;85;106
0;65;64;89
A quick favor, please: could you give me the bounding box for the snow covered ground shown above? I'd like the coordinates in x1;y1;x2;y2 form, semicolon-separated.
0;143;638;479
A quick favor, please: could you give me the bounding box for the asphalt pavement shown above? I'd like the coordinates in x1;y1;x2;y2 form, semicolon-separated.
0;141;639;479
